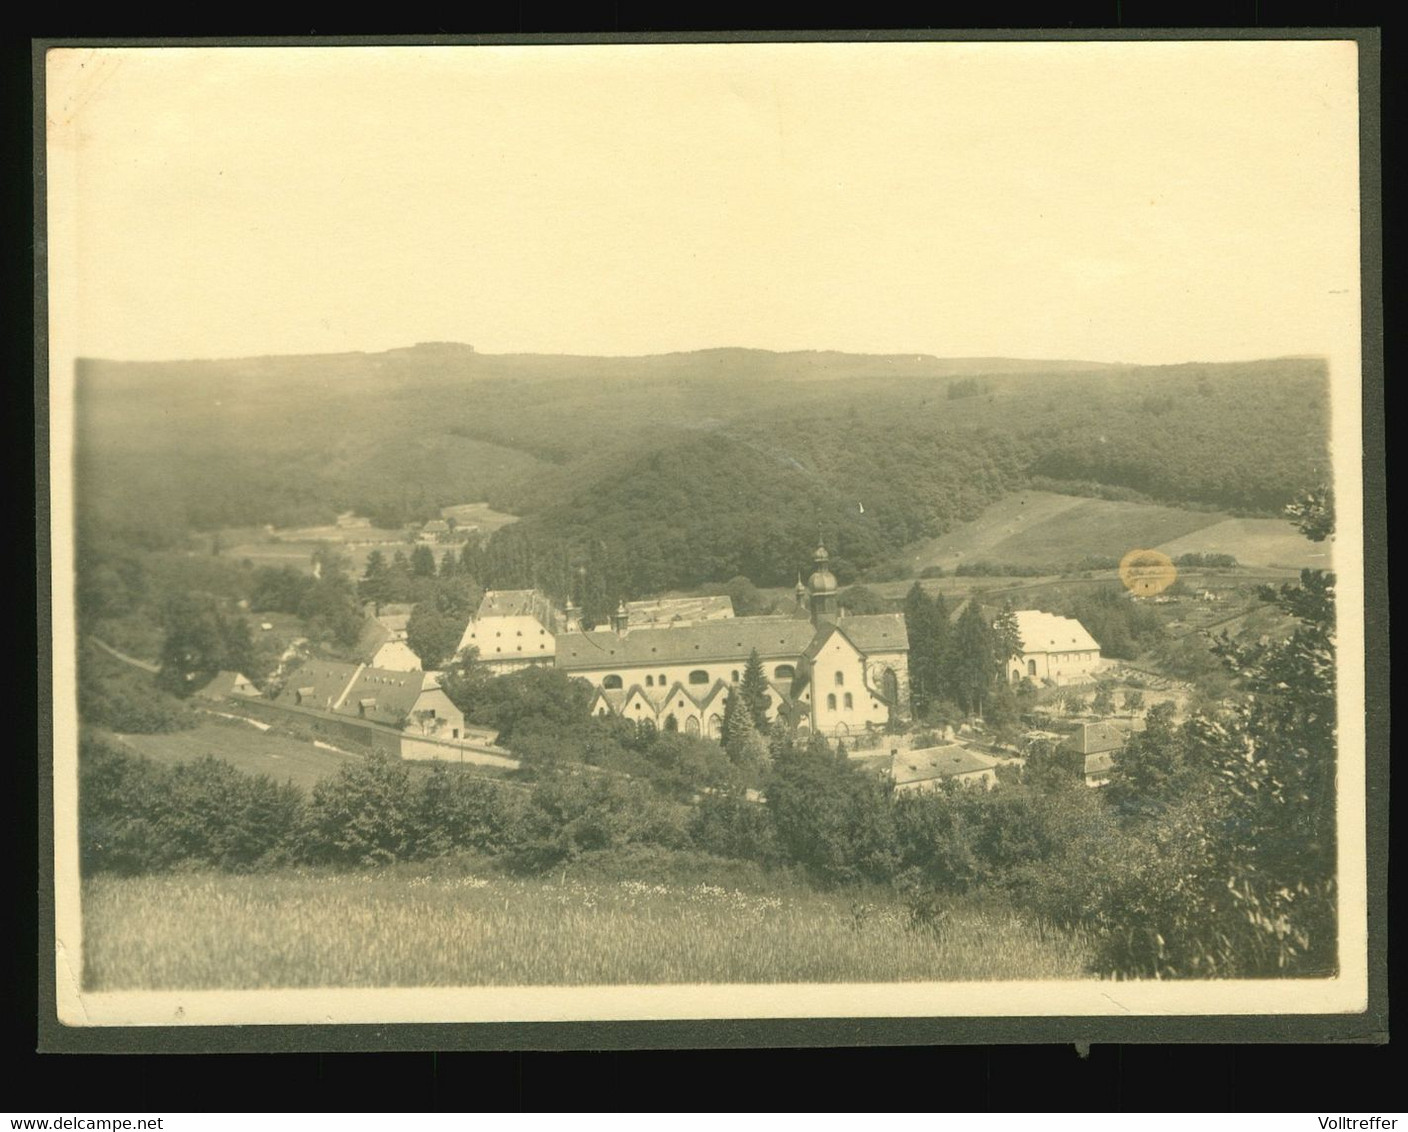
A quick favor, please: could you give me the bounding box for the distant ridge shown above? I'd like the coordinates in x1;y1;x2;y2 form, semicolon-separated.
78;342;1123;374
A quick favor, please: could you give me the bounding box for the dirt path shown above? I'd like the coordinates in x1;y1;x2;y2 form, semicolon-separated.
90;637;160;673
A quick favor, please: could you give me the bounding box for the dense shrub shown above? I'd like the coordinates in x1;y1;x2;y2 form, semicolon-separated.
79;737;303;874
510;770;692;872
689;792;781;865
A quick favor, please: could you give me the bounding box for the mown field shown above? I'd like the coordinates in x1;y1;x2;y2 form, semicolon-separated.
98;718;364;790
81;866;1095;989
901;491;1325;573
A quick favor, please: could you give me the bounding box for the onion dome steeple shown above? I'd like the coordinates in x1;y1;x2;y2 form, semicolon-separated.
807;541;839;624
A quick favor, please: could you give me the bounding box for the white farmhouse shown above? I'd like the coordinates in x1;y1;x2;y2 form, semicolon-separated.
1008;609;1102;687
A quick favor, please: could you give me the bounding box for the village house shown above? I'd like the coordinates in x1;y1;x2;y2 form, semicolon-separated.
455;588;562;674
194;670;261;701
1008;609;1102;687
1062;718;1146;786
276;660;466;740
558;544;910;739
890;742;999;793
356;603;421;671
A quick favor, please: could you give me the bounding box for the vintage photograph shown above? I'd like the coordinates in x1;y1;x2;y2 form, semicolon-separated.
44;38;1370;1028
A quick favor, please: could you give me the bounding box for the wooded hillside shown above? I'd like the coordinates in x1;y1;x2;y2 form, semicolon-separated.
75;346;1329;597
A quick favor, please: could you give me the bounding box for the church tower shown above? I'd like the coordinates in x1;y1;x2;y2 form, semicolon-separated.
807;542;839;625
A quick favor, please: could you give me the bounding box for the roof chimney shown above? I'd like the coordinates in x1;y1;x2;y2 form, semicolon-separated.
611;600;630;635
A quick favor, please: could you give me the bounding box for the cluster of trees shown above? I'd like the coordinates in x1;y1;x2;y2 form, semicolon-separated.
78;642;196;734
1172;552;1239;569
904;586;1023;723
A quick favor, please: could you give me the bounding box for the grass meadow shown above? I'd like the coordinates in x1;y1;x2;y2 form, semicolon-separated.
81;863;1095;989
99;719;365;791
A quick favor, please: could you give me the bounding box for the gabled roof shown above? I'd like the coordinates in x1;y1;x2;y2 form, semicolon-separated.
331;667;438;727
625;594;735;627
657;681;711;711
194;671;260;700
1013;610;1100;653
555;618;819;671
1063;719;1138;756
1083;752;1116;779
589;686;626;712
275;660;363;713
356;617;394;663
838;613;909;653
802;614;909;662
892;744;997;786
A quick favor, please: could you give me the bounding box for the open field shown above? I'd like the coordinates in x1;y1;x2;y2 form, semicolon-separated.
81;867;1095;989
1156;518;1333;570
439;501;520;534
97;719;365;791
900;491;1326;573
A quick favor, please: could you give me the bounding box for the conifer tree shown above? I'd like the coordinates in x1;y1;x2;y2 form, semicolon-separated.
903;583;940;718
739;648;770;731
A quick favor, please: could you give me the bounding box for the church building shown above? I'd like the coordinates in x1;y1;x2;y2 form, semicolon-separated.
555;544;910;739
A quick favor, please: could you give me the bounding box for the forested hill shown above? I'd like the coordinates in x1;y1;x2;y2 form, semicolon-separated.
74;346;1329;595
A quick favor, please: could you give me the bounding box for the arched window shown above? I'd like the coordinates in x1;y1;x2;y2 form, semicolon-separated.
688;669;710;685
843;693;853;709
826;693;837;710
658;673;666;685
882;669;898;703
1028;659;1037;677
707;713;723;739
685;717;700;737
834;671;845;686
597;706;608;716
603;674;623;689
645;675;654;687
774;664;795;680
731;670;739;682
664;714;678;732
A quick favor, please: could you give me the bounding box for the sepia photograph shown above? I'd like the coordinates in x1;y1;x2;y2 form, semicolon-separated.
41;36;1376;1036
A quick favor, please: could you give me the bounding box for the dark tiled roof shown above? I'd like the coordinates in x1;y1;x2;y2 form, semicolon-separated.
332;667;436;727
275;660;363;713
802;615;909;662
555;618;819;671
840;613;909;653
356;618;394;663
892;743;996;785
1083;752;1116;778
1063;720;1135;756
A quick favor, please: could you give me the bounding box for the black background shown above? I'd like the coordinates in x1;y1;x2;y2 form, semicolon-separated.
12;13;1394;1113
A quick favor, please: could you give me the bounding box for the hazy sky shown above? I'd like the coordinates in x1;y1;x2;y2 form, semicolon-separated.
47;41;1361;363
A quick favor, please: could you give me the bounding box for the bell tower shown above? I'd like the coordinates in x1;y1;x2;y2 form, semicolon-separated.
808;542;838;625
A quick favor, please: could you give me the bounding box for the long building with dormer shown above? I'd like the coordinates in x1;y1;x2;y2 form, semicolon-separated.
554;544;910;739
